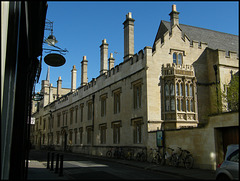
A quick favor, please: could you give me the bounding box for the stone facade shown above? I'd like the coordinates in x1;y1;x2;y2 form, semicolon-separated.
31;5;239;170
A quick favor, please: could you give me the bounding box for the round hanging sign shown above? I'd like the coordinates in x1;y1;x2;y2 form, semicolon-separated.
44;53;66;67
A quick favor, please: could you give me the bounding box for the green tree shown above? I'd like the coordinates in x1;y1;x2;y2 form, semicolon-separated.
227;74;239;111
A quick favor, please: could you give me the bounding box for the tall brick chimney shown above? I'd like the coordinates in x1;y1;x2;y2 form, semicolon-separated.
71;65;77;92
100;39;108;75
57;76;62;98
123;12;135;61
81;56;88;86
49;83;53;103
108;53;115;70
169;4;180;28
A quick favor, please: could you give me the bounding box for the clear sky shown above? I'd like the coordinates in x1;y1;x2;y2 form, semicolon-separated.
35;1;239;93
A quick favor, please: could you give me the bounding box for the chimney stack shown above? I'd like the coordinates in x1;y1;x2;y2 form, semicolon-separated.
169;4;180;28
100;39;108;75
123;12;135;61
108;53;115;70
41;79;49;106
71;65;77;92
49;83;53;103
57;76;62;98
81;56;88;86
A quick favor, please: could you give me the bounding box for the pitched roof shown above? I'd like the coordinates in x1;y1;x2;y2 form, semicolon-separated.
153;20;239;54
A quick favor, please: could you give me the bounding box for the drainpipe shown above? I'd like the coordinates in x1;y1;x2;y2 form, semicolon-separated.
213;65;219;113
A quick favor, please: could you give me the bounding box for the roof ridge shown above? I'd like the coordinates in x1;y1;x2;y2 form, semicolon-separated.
162;20;238;37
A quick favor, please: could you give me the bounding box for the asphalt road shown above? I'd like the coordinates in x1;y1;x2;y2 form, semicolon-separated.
28;149;188;180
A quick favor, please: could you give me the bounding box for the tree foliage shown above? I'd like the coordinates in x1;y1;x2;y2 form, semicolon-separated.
227;74;239;111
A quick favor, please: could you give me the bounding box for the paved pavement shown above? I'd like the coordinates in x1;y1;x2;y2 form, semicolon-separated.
27;160;68;180
27;150;216;180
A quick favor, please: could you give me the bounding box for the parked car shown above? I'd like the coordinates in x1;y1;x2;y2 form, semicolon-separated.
216;144;239;180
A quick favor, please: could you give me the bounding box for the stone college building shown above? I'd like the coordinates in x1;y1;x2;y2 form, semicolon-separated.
31;5;239;170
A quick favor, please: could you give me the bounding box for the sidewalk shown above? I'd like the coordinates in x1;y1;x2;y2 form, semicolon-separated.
27;160;69;180
85;154;216;180
28;150;216;180
112;159;216;180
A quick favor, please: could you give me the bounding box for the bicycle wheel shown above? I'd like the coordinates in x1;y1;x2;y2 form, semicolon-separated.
106;151;112;158
171;153;179;167
127;152;133;160
155;154;162;165
152;156;157;164
136;152;141;161
141;153;147;162
184;155;194;169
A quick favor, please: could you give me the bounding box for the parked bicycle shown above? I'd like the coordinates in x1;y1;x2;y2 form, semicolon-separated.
172;147;194;169
124;148;134;160
114;147;125;159
151;148;163;165
135;148;147;162
106;147;114;158
148;148;156;163
162;147;175;166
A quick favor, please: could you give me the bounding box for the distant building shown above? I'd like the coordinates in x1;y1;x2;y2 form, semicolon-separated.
31;4;239;170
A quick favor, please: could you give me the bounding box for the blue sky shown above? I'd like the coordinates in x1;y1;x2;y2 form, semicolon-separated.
35;1;239;92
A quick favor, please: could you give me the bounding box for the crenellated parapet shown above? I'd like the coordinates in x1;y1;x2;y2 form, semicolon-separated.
54;47;147;109
162;63;195;77
217;49;239;59
190;40;208;50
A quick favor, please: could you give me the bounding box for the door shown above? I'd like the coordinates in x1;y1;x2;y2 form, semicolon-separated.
222;126;239;157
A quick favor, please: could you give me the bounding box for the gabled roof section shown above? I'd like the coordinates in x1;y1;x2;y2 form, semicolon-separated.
153;20;239;54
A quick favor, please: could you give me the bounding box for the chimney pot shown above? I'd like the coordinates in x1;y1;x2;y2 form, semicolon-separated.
108;53;115;70
110;53;113;58
126;12;132;19
172;4;177;11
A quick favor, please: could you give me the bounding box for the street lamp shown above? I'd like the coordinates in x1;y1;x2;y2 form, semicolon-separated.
43;19;68;67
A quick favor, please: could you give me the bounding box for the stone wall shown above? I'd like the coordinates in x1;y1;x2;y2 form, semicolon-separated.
148;111;239;170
